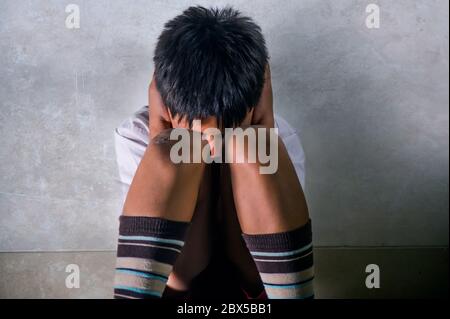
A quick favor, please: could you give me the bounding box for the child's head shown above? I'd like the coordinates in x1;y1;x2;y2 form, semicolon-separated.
154;6;268;128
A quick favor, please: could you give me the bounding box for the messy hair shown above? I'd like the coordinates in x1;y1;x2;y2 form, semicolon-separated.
154;6;268;127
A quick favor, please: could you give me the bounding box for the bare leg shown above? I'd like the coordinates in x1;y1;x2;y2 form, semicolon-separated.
166;165;214;294
219;164;264;297
122;129;211;295
224;126;313;299
227;126;309;234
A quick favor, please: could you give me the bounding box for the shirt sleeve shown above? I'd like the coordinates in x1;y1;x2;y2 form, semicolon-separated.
275;115;306;190
114;107;150;202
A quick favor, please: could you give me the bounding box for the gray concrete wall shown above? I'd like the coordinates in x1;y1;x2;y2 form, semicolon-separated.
0;0;448;298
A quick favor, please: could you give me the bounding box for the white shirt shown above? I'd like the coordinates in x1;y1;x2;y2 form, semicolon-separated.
114;106;306;197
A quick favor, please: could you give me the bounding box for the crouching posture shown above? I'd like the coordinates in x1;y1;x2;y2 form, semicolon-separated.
113;6;314;299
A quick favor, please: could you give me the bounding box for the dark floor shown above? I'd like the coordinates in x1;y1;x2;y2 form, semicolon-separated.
0;247;448;299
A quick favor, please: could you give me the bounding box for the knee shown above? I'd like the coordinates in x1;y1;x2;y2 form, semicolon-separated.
150;128;209;167
124;129;208;220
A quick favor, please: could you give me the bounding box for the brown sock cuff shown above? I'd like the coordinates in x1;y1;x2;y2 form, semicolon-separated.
242;219;312;251
119;216;189;240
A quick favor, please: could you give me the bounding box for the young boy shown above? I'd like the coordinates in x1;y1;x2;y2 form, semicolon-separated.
113;6;313;299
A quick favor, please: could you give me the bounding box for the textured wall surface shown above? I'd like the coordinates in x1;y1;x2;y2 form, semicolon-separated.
0;0;448;253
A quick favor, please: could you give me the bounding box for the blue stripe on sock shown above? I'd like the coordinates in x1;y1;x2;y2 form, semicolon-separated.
115;268;168;282
263;276;314;289
114;285;162;297
250;242;313;257
118;235;184;247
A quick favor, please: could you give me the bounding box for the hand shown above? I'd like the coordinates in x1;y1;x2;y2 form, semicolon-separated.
148;75;172;139
148;75;220;155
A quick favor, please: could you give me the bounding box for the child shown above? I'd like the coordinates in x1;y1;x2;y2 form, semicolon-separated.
113;6;313;299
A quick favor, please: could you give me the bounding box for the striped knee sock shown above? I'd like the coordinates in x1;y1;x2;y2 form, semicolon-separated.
242;220;314;299
114;216;189;299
